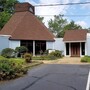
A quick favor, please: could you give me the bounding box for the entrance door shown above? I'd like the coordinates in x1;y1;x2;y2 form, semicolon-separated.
71;43;80;57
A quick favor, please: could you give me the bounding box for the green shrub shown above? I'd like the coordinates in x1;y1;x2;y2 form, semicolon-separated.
49;50;62;58
9;58;25;65
33;54;57;60
43;50;49;55
15;46;28;53
0;56;7;60
40;55;46;60
32;56;42;60
1;48;15;58
39;55;56;60
24;53;32;63
47;55;56;60
0;59;27;80
15;46;28;57
81;56;90;62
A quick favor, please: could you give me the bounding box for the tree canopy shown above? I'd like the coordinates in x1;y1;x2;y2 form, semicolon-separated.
48;15;83;37
58;20;82;37
64;21;82;30
0;0;19;30
48;15;67;37
0;0;18;13
36;16;44;23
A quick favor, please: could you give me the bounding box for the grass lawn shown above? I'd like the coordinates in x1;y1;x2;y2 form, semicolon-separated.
81;56;90;63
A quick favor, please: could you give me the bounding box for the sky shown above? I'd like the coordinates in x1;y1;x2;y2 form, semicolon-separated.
18;0;90;28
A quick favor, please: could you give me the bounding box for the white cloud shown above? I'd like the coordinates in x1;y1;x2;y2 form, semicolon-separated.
24;0;82;27
24;0;37;4
70;0;81;3
35;0;70;27
75;21;87;28
81;0;90;9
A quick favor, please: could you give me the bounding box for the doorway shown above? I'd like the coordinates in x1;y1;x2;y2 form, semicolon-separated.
71;43;80;57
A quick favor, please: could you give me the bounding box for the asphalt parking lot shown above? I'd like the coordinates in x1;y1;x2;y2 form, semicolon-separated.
0;64;90;90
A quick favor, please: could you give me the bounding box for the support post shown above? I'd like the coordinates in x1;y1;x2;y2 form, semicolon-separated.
69;43;71;57
80;42;81;57
33;41;35;56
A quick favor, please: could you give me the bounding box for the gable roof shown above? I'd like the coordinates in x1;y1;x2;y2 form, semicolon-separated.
63;30;87;42
0;3;54;41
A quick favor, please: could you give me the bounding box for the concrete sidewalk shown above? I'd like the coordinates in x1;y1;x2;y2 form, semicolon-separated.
43;57;90;64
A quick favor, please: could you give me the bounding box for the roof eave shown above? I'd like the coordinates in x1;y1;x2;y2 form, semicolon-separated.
63;40;86;42
10;38;54;41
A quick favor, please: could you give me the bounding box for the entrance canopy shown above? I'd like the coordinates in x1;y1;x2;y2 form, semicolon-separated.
63;30;87;57
63;30;87;42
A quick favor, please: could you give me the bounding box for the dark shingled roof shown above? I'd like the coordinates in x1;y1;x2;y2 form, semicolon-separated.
63;30;87;42
0;3;54;41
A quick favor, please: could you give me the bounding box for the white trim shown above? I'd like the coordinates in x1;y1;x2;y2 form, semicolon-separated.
69;43;71;57
65;55;70;57
33;41;35;56
86;70;90;90
64;43;71;57
0;34;11;37
80;42;86;57
80;42;81;57
64;43;66;56
85;42;87;55
64;41;86;43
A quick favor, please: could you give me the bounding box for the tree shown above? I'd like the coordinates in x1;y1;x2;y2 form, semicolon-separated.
57;20;82;37
0;0;19;13
64;20;82;30
0;11;11;30
36;16;44;23
0;0;19;30
48;15;67;37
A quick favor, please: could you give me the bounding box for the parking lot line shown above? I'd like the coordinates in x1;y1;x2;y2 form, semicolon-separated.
86;70;90;90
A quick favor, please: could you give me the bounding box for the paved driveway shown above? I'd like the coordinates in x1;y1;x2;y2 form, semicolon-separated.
0;64;90;90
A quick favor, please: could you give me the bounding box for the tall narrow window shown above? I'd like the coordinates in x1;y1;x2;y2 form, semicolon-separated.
81;42;85;55
35;41;46;55
66;43;69;55
21;40;33;53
